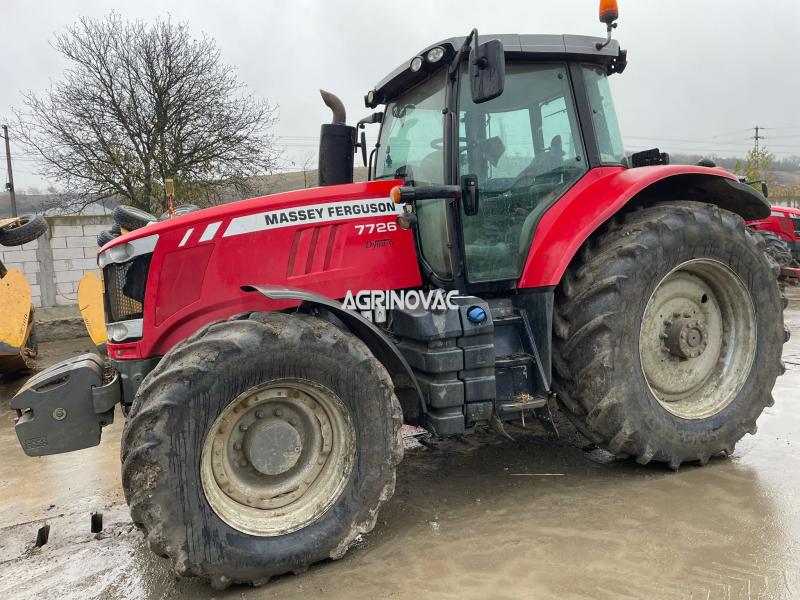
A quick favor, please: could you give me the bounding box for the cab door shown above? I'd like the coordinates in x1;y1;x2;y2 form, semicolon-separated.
457;62;588;286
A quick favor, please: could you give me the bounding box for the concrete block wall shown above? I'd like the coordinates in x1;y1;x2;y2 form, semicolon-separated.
1;215;113;307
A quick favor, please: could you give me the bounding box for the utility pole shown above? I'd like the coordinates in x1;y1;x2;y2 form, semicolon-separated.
752;125;764;154
2;124;18;217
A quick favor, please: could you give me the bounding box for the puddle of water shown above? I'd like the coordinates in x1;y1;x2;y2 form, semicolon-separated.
0;317;798;600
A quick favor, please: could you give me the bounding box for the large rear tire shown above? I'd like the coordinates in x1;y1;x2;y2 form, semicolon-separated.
121;312;403;588
553;202;787;469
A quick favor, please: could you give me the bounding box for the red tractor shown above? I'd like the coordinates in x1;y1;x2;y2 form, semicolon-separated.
747;204;800;284
10;3;788;589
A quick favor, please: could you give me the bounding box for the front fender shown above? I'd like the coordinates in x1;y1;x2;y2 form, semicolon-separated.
242;285;426;417
519;165;770;288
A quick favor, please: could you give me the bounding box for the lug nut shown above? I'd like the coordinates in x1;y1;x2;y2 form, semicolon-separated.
239;460;248;468
239;423;248;432
233;442;242;451
274;408;283;417
289;418;298;426
256;410;265;419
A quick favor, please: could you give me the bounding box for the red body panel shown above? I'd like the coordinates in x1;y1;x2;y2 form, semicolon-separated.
105;180;421;359
746;205;800;243
105;164;743;360
518;164;737;287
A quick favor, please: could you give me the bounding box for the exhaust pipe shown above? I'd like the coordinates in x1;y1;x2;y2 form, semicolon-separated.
320;90;347;125
318;90;355;187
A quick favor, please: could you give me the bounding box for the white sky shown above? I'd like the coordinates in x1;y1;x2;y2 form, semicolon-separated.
2;0;800;191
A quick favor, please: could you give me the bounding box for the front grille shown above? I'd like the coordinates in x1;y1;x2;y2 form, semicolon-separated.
103;253;152;323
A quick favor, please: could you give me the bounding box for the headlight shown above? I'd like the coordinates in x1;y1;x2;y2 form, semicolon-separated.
105;318;143;342
426;47;445;63
109;243;133;263
106;322;129;342
410;56;423;72
98;234;159;268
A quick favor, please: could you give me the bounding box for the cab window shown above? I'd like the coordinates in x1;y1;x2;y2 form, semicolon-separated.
458;63;587;283
582;65;625;165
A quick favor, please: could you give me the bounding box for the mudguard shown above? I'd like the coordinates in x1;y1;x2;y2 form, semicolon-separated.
519;165;771;288
242;285;426;415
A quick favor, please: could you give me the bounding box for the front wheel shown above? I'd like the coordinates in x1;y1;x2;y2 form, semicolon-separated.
121;312;403;588
553;202;787;469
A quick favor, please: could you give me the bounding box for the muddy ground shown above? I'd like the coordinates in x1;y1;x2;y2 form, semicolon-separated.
1;292;799;600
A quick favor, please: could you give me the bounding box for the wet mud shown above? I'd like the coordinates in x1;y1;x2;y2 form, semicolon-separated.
1;296;799;600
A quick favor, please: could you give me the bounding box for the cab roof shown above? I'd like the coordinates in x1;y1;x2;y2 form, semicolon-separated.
366;34;626;108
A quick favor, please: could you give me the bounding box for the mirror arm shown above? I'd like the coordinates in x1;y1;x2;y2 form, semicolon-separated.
448;28;478;80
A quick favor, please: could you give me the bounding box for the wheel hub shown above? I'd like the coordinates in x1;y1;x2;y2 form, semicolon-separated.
663;315;709;359
244;420;302;476
200;379;355;536
639;259;756;419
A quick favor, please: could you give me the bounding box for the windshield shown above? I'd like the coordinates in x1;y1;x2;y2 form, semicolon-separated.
375;71;446;184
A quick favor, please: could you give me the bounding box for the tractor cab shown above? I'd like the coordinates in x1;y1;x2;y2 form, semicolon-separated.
363;32;627;291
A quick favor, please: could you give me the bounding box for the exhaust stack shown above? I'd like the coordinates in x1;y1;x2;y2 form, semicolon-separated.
318;90;356;187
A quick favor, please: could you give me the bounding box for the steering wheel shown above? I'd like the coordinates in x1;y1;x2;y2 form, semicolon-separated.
430;137;475;151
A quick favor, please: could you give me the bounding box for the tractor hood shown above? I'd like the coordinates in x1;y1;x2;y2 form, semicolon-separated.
100;180;422;360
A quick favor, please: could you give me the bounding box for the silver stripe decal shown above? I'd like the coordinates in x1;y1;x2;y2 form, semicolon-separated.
223;197;401;238
178;228;194;247
199;221;222;242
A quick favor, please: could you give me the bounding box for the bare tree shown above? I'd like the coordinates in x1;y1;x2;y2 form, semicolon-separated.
15;13;279;214
300;154;317;188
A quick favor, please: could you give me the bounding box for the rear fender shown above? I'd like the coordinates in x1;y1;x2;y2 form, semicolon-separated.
242;285;426;417
519;166;770;288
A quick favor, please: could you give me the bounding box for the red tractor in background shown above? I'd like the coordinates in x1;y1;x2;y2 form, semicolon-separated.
747;204;800;284
10;1;788;589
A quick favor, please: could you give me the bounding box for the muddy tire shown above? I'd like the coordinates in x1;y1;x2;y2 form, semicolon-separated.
121;312;402;588
0;214;47;246
752;230;794;268
553;202;786;469
96;230;117;247
113;205;156;231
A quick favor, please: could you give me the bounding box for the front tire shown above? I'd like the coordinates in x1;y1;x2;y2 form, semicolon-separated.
121;312;403;588
553;202;786;469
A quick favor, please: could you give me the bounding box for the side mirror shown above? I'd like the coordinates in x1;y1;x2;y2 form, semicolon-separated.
357;130;368;167
761;181;769;198
461;174;479;216
469;39;505;104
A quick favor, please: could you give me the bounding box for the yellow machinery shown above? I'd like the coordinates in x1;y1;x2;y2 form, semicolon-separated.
0;217;38;374
77;271;108;351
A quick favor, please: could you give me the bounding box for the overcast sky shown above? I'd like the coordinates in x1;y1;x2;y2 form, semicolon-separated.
2;0;799;191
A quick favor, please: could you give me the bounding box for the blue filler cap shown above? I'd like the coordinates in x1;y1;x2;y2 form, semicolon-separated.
466;306;487;324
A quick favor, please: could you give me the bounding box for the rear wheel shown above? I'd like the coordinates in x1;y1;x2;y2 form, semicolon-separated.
752;230;794;267
121;312;403;588
553;202;786;468
113;205;156;231
0;214;47;246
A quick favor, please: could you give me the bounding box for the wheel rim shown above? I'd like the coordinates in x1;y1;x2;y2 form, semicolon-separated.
639;259;756;420
200;378;355;536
